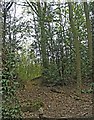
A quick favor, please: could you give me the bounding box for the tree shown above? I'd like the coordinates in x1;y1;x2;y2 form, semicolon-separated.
68;2;81;94
91;1;94;116
15;1;92;87
91;2;94;82
37;1;48;70
2;1;21;118
26;1;48;72
84;2;92;76
0;1;3;117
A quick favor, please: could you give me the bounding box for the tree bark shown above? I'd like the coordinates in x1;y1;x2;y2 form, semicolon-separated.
91;1;94;117
0;1;3;117
68;2;81;95
37;2;48;70
84;2;92;75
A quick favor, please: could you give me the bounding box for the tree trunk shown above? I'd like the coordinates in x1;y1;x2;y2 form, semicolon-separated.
37;2;48;70
91;2;94;117
68;2;81;95
0;1;3;117
84;2;92;76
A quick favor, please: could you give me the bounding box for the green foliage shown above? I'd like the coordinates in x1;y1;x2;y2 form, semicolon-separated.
16;49;42;81
2;46;21;118
1;3;93;111
43;63;63;85
1;3;21;116
15;2;93;88
81;82;94;93
90;82;94;88
81;89;93;93
17;62;42;81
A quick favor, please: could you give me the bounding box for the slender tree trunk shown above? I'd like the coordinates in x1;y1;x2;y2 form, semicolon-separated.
0;2;2;65
48;21;54;64
91;3;94;81
91;2;94;117
37;2;48;70
84;2;92;76
0;1;3;117
58;3;64;78
2;3;7;70
68;2;81;94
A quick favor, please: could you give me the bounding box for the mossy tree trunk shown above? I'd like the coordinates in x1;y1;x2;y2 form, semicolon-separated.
91;1;94;116
37;2;48;70
84;2;92;76
91;3;94;81
68;2;81;95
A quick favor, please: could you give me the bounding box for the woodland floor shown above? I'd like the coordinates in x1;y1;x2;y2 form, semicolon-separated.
16;78;93;118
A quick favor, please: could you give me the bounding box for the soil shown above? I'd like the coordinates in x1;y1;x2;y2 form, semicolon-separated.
16;79;93;118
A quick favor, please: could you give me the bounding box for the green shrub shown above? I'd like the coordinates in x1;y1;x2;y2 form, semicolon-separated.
42;64;63;85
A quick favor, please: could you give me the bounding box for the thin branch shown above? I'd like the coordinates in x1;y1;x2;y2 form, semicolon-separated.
26;0;38;16
6;2;13;11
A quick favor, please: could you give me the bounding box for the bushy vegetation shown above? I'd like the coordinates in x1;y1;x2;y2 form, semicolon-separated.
16;49;42;81
1;0;94;118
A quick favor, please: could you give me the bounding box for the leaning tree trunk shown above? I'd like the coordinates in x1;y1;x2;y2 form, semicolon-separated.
84;2;92;77
68;2;81;95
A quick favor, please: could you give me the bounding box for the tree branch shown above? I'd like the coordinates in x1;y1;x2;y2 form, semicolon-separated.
6;2;13;11
26;0;38;16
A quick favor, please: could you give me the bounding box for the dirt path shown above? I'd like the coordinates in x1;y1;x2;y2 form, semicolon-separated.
16;80;93;118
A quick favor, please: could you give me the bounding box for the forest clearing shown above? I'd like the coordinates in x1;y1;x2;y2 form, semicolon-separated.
1;0;94;119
